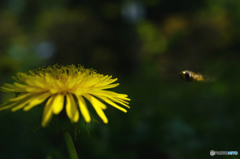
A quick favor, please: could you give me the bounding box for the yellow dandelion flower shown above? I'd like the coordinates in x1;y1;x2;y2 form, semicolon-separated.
0;64;130;127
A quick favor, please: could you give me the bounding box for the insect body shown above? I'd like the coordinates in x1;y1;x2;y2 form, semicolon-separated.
179;70;204;82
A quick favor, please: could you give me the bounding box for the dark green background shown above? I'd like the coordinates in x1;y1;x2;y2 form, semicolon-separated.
0;0;240;159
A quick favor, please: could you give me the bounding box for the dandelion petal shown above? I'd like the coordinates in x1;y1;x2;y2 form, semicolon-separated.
66;94;79;122
99;97;127;113
84;94;108;123
0;102;18;111
23;92;50;111
9;93;31;102
86;94;107;110
77;95;91;122
52;94;65;114
11;95;37;112
42;96;54;127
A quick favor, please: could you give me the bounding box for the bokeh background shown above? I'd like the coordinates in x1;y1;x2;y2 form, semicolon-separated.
0;0;240;159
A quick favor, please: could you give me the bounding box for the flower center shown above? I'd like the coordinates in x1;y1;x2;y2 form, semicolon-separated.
58;74;68;82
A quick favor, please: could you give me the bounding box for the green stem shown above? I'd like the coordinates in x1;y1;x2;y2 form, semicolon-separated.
63;131;79;159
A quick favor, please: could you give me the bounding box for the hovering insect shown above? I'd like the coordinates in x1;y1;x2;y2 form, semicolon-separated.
179;70;205;82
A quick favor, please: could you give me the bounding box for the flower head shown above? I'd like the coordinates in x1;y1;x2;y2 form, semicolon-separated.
1;64;130;127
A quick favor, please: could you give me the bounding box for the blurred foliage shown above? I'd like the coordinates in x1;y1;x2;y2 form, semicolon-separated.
1;0;240;159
